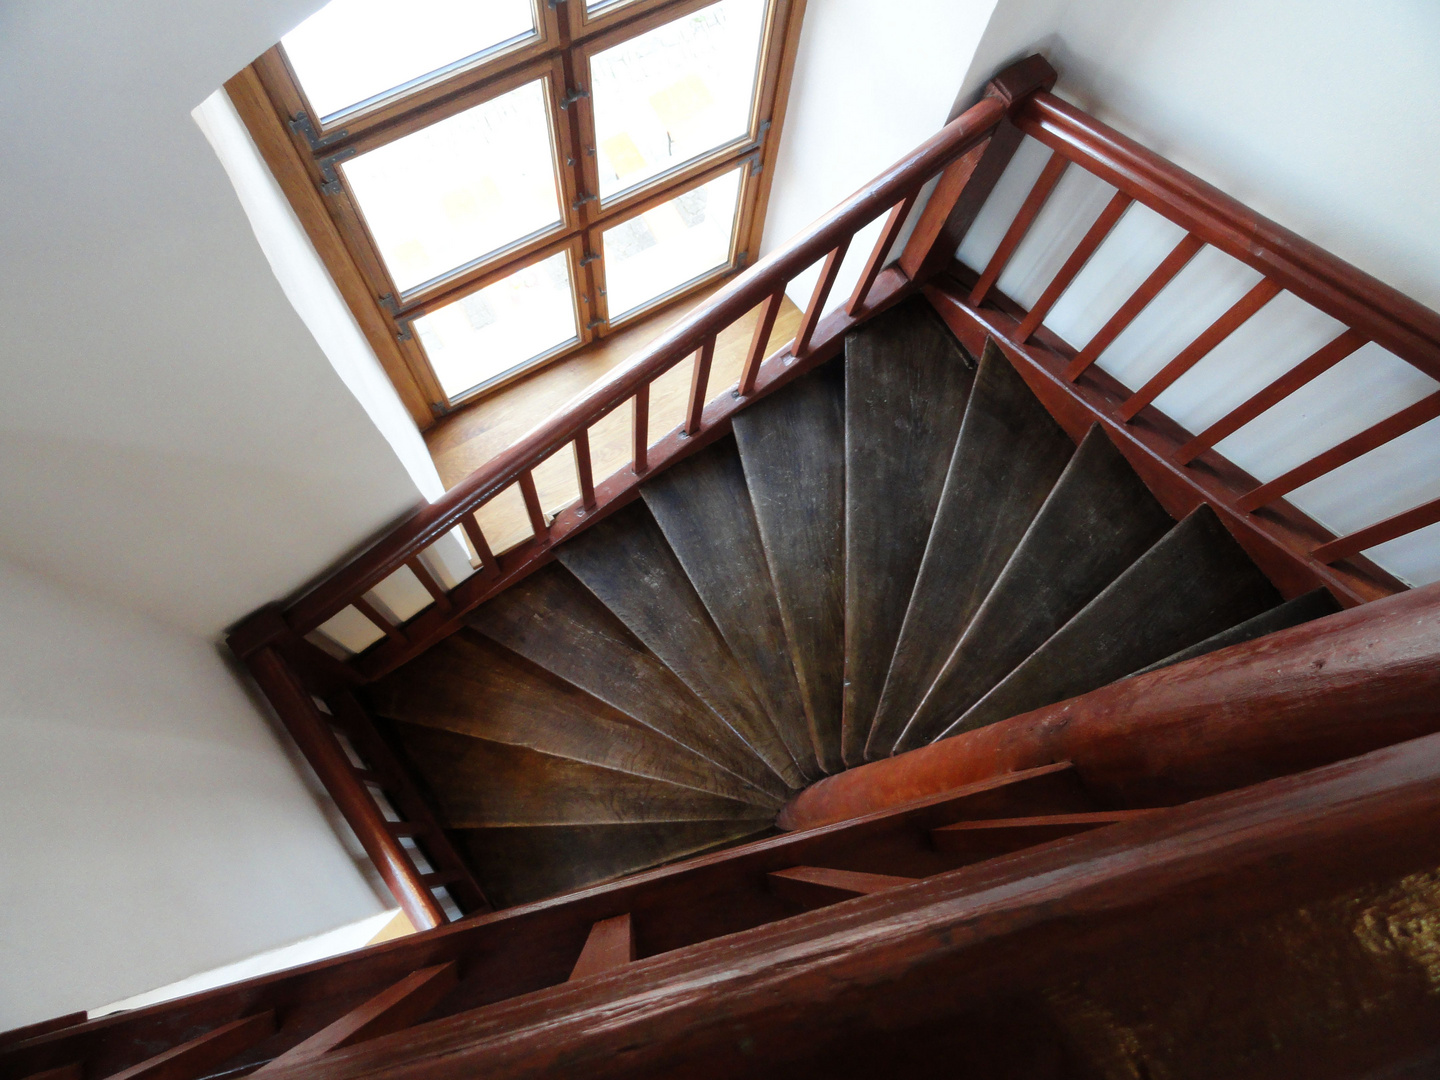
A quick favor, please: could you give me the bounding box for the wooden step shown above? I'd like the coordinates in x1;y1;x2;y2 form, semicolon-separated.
1131;586;1342;677
768;866;919;909
467;563;788;805
395;723;775;828
641;437;821;782
929;810;1153;858
896;425;1172;753
948;504;1283;736
556;502;806;790
866;339;1075;761
367;631;773;808
843;298;976;765
731;361;847;775
453;820;770;908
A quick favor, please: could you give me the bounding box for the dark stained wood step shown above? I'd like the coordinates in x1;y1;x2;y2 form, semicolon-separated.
843;297;976;765
768;866;919;910
367;631;772;808
731;361;847;775
641;437;821;782
395;723;775;828
866;339;1075;761
1130;586;1343;677
465;564;787;805
453;820;771;909
929;810;1154;858
556;502;806;790
896;425;1172;753
948;504;1283;736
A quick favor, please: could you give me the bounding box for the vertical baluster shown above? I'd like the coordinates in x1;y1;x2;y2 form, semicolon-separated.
685;337;717;437
351;595;407;645
404;556;451;612
739;291;784;397
460;511;496;571
633;382;650;474
574;428;597;511
518;470;549;537
794;238;851;360
1312;496;1440;565
969;150;1068;307
1014;191;1132;342
847;192;918;316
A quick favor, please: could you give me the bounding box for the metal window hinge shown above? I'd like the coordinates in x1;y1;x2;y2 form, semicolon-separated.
379;294;414;341
318;147;357;195
559;87;590;110
736;250;749;268
749;152;764;176
547;0;566;7
289;112;349;151
572;192;597;210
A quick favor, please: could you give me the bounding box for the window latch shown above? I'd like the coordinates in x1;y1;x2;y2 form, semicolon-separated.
579;252;600;266
559;87;590;110
572;192;597;210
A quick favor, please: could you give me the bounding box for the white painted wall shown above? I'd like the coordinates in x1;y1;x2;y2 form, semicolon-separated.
0;555;390;1029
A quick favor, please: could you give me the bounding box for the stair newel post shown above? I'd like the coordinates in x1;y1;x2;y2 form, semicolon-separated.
573;428;598;512
847;192;917;316
685;336;717;436
632;382;650;474
739;291;784;397
243;645;448;930
792;239;849;360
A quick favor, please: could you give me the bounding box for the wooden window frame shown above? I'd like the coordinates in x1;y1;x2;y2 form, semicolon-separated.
227;0;807;428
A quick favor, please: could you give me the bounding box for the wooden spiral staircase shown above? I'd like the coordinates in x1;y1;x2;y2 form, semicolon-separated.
8;53;1440;1080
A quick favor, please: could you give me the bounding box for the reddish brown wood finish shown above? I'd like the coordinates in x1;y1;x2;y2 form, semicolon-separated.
738;292;783;396
568;915;636;981
768;867;918;908
0;1018;85;1052
1015;190;1132;341
684;338;716;436
517;471;548;537
1239;391;1440;511
793;240;849;359
968;150;1068;307
1065;233;1204;380
929;811;1152;857
1176;328;1368;464
573;429;597;511
460;514;496;571
1119;278;1281;421
352;596;405;646
1313;496;1440;565
631;382;650;474
781;578;1440;830
227;731;1440;1080
404;558;450;613
103;1014;275;1080
847;194;916;316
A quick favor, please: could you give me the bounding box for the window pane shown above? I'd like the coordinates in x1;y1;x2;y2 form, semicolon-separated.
601;167;741;320
587;0;642;11
283;0;536;120
414;252;579;401
590;0;766;201
341;79;562;295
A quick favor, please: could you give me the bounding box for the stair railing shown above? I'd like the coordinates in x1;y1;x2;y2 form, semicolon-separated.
925;91;1440;607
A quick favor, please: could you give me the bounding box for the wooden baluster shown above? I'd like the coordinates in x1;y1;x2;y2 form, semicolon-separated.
1014;191;1132;342
1065;234;1205;382
518;470;548;538
404;556;450;613
1312;495;1440;565
574;428;597;512
768;867;918;910
969;150;1069;307
1176;328;1368;464
569;914;635;981
460;511;496;573
1119;278;1282;421
632;383;650;475
929;811;1154;857
351;595;407;646
738;291;784;397
847;193;918;316
254;964;457;1074
793;239;851;360
685;337;717;437
100;1013;275;1080
1239;391;1440;512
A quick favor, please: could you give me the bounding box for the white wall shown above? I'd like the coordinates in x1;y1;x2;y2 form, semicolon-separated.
0;555;389;1029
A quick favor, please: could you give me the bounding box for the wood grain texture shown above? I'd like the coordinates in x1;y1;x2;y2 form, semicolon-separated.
1131;586;1341;677
103;1013;275;1080
466;564;786;803
568;915;636;982
843;298;976;765
395;723;773;827
768;867;918;910
948;504;1282;736
731;361;846;774
367;630;771;806
641;437;820;781
897;425;1173;753
556;501;805;789
867;339;1074;760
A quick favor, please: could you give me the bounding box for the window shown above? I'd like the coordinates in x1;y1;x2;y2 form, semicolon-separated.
234;0;802;421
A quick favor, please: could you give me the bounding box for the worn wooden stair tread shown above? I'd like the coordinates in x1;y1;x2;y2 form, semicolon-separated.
843;297;975;765
641;436;821;782
465;564;787;804
867;338;1074;760
731;361;847;775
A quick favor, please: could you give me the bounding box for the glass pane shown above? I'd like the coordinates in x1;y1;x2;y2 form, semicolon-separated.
341;78;562;294
601;167;741;320
413;251;578;400
283;0;536;120
590;0;766;201
587;0;642;11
